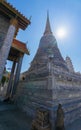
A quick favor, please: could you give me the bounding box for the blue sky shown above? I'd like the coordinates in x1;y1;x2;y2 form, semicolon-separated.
7;0;81;73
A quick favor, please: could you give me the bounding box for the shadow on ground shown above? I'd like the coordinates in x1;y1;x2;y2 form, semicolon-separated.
0;101;32;130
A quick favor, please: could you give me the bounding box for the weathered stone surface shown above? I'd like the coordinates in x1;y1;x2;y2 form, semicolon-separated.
0;16;16;80
65;56;74;73
31;107;51;130
0;14;9;49
55;104;65;130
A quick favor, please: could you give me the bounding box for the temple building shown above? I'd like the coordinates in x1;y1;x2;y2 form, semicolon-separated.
0;0;30;98
15;13;81;128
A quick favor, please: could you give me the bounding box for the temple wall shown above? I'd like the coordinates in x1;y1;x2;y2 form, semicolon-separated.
0;14;9;49
27;80;48;88
15;80;54;116
15;78;81;127
55;78;81;100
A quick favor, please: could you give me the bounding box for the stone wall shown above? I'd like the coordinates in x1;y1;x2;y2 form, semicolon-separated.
0;14;9;49
15;80;54;115
15;79;81;127
55;77;81;100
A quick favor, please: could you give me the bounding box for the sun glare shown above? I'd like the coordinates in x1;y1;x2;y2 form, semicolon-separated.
56;27;67;39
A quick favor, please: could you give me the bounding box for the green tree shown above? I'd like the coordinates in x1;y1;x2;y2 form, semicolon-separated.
1;76;6;86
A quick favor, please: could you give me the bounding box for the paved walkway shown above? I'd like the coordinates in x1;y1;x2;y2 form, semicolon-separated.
0;101;32;130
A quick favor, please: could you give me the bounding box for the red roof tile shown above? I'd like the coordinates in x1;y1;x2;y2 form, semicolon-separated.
12;39;30;55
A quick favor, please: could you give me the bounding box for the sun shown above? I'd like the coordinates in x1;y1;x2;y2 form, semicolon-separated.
56;27;67;39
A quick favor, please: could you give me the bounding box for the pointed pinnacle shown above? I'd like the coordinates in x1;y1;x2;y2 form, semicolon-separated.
44;11;52;35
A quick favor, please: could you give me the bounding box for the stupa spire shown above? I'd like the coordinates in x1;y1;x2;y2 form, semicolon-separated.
44;11;52;35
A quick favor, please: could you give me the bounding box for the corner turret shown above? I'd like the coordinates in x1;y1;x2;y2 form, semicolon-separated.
65;56;74;73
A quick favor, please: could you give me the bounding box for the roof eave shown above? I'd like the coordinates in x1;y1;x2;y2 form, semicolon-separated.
0;0;31;30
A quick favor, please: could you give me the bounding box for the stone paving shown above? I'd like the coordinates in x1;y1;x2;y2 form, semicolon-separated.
0;101;32;130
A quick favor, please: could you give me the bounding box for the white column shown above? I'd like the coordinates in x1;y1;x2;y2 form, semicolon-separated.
0;18;18;81
6;61;16;98
11;55;23;97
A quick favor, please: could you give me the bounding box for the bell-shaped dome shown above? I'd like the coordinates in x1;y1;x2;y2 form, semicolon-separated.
39;34;57;49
